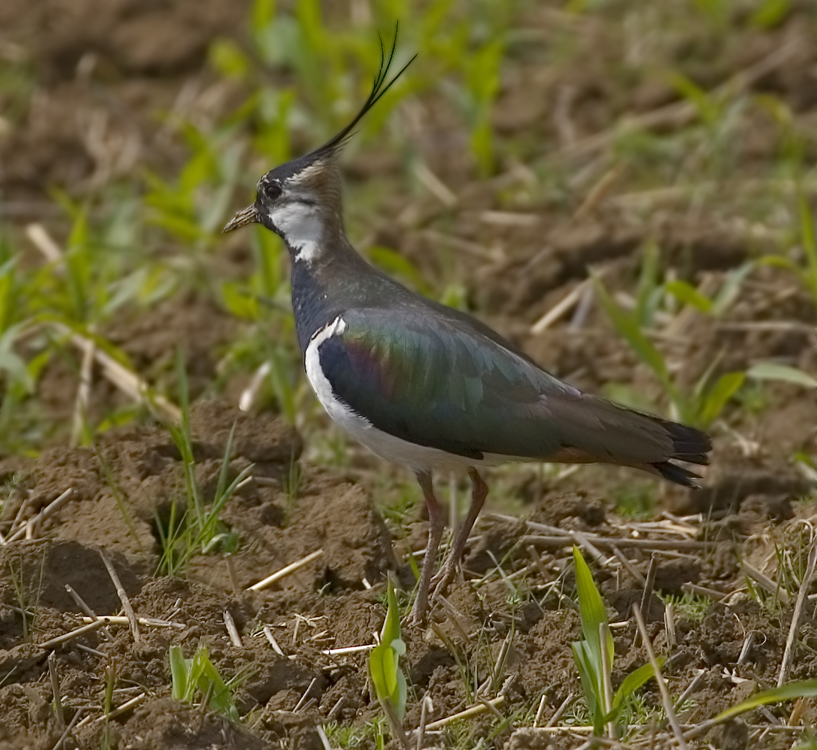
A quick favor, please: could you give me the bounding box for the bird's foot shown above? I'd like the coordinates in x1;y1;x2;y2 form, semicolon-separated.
406;563;460;627
405;607;426;628
429;561;458;602
406;586;431;627
407;594;438;628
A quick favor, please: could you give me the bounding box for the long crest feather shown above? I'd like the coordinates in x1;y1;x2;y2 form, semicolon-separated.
313;22;416;158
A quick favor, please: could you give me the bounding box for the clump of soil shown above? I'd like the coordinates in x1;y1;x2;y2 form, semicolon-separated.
0;415;812;749
117;697;271;750
3;0;817;747
0;396;402;749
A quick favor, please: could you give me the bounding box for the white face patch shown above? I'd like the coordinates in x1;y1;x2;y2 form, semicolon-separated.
267;200;325;264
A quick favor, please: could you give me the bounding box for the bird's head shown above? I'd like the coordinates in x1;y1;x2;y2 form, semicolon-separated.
224;152;344;265
223;26;415;266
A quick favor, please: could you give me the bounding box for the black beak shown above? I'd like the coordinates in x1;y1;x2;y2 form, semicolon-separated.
222;204;259;233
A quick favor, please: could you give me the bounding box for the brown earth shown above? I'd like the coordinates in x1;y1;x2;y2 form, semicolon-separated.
2;1;817;749
0;394;817;748
1;397;814;748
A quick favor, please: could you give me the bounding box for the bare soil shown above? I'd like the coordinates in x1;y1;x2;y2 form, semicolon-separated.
3;420;817;750
2;1;817;749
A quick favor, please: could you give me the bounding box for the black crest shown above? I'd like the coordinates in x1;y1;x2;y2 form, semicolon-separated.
311;22;416;160
260;23;416;186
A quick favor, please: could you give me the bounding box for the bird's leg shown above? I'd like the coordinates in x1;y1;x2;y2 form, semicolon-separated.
408;471;444;625
431;468;488;599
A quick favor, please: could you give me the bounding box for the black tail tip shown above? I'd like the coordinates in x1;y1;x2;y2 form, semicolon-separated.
663;420;712;466
654;421;712;488
651;460;704;489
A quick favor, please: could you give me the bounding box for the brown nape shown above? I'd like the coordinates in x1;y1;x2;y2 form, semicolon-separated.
294;156;345;237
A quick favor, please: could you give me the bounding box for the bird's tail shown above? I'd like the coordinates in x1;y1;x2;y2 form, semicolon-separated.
547;393;712;489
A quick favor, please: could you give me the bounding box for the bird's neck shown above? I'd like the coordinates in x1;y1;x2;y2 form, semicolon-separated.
288;221;367;354
284;203;417;356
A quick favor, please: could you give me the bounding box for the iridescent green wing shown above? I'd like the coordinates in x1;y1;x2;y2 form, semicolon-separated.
316;307;574;460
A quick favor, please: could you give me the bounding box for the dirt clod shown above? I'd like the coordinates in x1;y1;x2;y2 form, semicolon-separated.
118;697;273;750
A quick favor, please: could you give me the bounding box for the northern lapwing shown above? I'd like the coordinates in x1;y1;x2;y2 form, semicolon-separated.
223;28;712;623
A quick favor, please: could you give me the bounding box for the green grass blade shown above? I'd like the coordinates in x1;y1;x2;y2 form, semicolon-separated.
169;645;189;701
196;652;239;721
715;679;817;722
573;547;612;669
756;253;800;275
797;188;817;296
747;362;817;389
381;577;403;653
712;261;754;316
668;71;718;125
611;659;664;712
572;640;605;735
171;644;239;721
0;324;35;393
698;371;745;426
664;280;713;314
635;240;660;326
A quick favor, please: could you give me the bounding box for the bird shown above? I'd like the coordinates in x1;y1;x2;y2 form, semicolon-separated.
222;27;712;624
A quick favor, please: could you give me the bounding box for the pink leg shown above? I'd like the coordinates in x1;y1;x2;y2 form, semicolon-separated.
431;468;488;599
408;472;444;625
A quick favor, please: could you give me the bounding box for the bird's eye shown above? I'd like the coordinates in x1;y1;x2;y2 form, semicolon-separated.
264;181;282;201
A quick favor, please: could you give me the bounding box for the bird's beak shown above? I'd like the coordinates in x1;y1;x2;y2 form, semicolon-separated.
222;204;259;233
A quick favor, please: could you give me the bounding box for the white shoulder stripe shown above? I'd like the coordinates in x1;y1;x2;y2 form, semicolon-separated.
304;315;370;428
309;315;347;346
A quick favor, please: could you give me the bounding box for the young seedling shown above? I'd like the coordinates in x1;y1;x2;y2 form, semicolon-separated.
99;660;117;750
572;547;661;738
368;578;408;748
169;643;240;721
8;556;44;643
593;272;817;427
157;352;248;576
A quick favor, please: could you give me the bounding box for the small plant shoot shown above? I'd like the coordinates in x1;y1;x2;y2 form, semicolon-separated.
572;547;662;737
369;578;408;743
169;643;240;721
